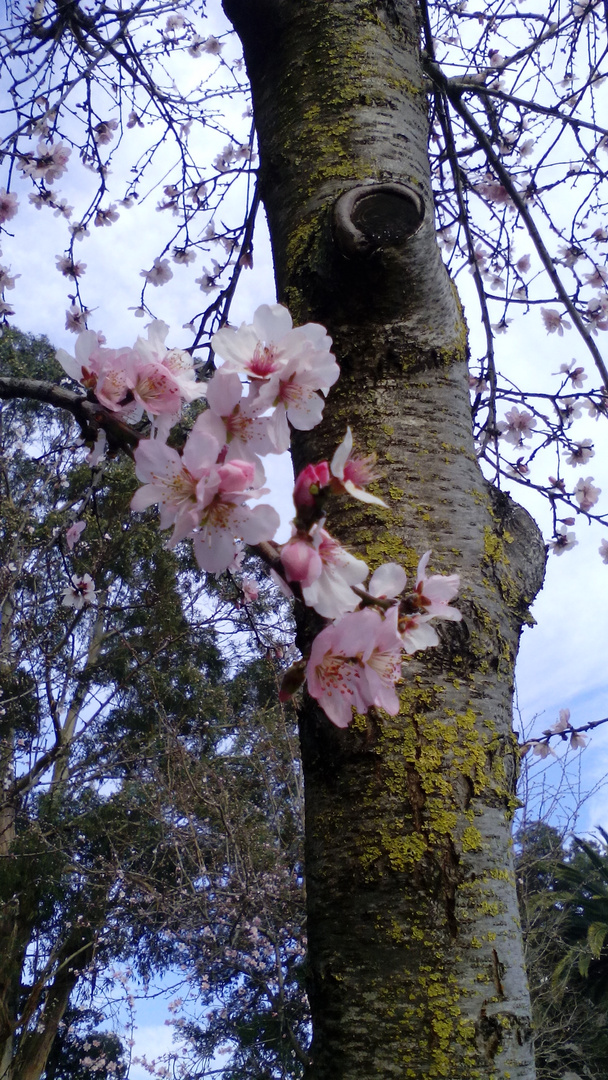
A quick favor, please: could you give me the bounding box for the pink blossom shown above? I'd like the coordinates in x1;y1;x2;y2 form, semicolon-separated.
600;538;608;564
61;573;96;609
532;742;555;759
556;360;587;388
293;462;331;510
301;528;369;619
516;254;531;273
55;255;86;279
132;321;204;405
412;551;462;622
65;305;90;333
172;247;196;265
541;308;572;336
93;119;118;145
196;262;221;293
573;476;600;511
131;431;222;544
0;188;18;224
586;294;608;333
202;35;224;53
192;491;280;574
56;333;135;414
94;205;119;227
132;438;278;574
565;439;594;466
241;576;259;603
140;257;173;286
551;708;571;733
126;358;183;417
0;265;18;290
368;562;407;599
548;526;578;555
212;304;335;385
280;535;323;588
257;350;340;450
21;140;71;183
330;427;387;506
570;730;588;750
557;246;583;268
398;613;440;654
497;407;537;445
66;521;86;550
469;375;489;394
583;267;608;288
306;607;402;728
476;181;511;205
366;561;440;653
195;371;274;484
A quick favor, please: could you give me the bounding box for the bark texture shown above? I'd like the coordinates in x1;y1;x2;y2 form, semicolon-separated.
224;1;546;1077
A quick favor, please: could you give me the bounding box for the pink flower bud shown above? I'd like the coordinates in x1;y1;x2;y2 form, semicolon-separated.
280;538;323;588
293;462;330;509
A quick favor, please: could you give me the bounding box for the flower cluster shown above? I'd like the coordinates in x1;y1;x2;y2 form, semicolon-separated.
58;303;462;727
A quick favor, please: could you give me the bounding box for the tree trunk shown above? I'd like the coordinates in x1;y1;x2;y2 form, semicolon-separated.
224;1;546;1076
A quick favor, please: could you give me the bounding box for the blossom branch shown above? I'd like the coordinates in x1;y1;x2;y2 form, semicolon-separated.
432;70;608;391
0;375;140;454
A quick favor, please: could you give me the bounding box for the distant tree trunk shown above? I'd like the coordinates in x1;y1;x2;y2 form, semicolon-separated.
225;1;546;1077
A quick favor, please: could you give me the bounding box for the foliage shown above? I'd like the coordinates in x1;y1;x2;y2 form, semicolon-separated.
0;327;301;1078
516;822;608;1080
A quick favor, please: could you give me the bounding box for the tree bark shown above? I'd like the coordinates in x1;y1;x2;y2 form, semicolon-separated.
224;1;546;1076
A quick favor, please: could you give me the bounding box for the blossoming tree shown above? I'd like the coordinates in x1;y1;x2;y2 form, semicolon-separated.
2;0;608;1078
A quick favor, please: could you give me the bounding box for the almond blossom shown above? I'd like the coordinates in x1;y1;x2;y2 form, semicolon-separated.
0;265;18;290
61;574;96;609
497;406;537;445
55;255;86;279
330;427;387;506
410;551;462;622
556;360;587;388
94;205;119;227
131;431;222;544
56;332;135;414
132;433;279;572
66;521;86;550
300;527;369;619
573;476;601;511
600;538;608;564
195;370;275;484
0;188;18;224
21;140;71;183
541;307;572;335
93;119;119;145
140;257;173;286
260;353;340;451
565;438;594;466
212;303;335;385
129;321;205;414
306;607;402;728
192;482;280;574
549;526;578;555
365;562;443;654
280;533;323;589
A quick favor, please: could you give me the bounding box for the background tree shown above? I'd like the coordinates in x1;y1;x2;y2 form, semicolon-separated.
516;822;608;1080
1;2;608;1079
1;327;307;1080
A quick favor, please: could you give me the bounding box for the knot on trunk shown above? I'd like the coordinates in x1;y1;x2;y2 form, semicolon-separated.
333;182;425;258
